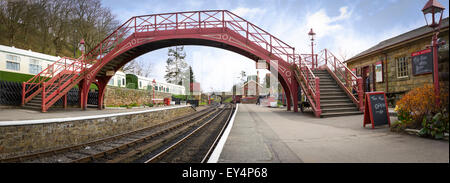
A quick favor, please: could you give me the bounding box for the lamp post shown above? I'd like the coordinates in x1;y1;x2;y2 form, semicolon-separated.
78;39;85;55
308;28;316;69
422;0;445;108
152;79;156;105
78;39;86;67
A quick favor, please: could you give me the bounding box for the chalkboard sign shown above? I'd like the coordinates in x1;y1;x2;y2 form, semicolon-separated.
412;49;433;76
363;92;391;128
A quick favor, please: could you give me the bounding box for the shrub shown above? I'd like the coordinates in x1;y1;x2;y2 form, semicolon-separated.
419;110;449;139
395;84;449;129
392;106;414;131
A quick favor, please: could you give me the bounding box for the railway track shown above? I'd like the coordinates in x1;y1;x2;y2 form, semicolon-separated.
0;104;223;163
140;103;235;163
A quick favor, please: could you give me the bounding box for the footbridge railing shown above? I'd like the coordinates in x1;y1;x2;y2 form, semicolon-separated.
85;10;299;66
294;54;321;117
317;49;364;111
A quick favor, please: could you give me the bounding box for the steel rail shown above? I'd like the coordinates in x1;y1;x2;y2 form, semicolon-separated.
0;105;216;163
72;106;220;163
200;104;235;163
144;104;230;163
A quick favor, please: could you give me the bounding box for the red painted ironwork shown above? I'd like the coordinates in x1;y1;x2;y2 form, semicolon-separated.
80;10;300;112
317;49;364;111
84;10;297;65
22;56;87;112
294;55;321;117
23;10;307;113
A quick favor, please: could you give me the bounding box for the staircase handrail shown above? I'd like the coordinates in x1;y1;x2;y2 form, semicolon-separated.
317;49;364;111
22;57;82;104
42;59;85;101
295;54;321;116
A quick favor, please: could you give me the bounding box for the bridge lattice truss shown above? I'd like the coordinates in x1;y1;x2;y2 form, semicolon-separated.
86;10;298;65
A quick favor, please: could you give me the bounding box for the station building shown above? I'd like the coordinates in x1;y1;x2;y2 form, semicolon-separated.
345;17;449;106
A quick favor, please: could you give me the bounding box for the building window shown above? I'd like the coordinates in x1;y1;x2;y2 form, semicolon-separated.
396;56;409;78
108;78;114;85
29;59;42;74
6;54;20;71
139;81;142;89
122;78;125;86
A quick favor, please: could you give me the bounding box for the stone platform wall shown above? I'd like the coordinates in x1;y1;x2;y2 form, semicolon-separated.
0;105;195;159
104;86;171;106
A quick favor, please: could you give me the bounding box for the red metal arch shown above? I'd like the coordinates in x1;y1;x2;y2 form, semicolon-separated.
78;10;299;112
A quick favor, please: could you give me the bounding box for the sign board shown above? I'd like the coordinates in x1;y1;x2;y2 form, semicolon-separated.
363;92;390;128
256;60;268;69
375;61;383;83
411;48;433;76
106;70;115;76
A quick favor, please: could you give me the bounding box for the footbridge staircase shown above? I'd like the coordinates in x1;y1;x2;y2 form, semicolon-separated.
293;49;364;117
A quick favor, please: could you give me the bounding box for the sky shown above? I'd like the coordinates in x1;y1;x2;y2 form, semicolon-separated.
100;0;449;92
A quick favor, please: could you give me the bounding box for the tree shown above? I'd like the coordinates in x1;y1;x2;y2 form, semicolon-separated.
188;66;195;83
164;46;188;85
0;0;119;57
122;58;152;77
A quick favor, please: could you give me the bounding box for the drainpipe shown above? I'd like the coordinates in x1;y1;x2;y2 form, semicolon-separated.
384;53;388;93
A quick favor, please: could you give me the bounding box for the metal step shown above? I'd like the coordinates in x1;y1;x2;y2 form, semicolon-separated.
320;91;346;96
321;107;359;112
320;88;343;92
320;99;352;103
320;111;363;118
321;103;357;108
320;95;349;100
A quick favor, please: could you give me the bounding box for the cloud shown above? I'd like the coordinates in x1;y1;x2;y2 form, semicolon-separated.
102;0;443;93
231;7;267;19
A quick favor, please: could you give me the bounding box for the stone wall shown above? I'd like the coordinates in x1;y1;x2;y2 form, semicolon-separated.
0;105;195;159
104;86;171;106
347;29;449;104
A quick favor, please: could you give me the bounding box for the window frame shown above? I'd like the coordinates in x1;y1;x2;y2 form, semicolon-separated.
29;58;42;74
6;54;21;71
396;56;409;78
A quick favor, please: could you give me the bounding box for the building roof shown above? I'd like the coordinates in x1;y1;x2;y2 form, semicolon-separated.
0;44;61;62
243;80;264;88
346;17;449;63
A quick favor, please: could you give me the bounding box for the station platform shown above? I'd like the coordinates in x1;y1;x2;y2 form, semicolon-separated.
217;104;449;163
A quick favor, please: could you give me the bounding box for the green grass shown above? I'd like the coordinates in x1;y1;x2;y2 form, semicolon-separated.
223;97;233;103
0;70;97;89
0;70;38;82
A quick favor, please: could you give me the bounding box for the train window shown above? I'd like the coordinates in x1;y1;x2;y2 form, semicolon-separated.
29;59;42;74
6;54;20;71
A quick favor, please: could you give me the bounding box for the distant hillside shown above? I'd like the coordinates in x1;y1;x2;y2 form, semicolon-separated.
0;0;119;58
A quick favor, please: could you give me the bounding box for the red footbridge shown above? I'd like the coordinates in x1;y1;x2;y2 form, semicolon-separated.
21;10;364;117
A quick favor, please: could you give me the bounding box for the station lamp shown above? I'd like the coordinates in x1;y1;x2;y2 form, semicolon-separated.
152;79;156;104
308;28;316;69
422;0;445;29
78;39;85;54
421;0;445;107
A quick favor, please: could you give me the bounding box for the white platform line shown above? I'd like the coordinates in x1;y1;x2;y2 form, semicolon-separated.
207;104;239;163
0;105;190;127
